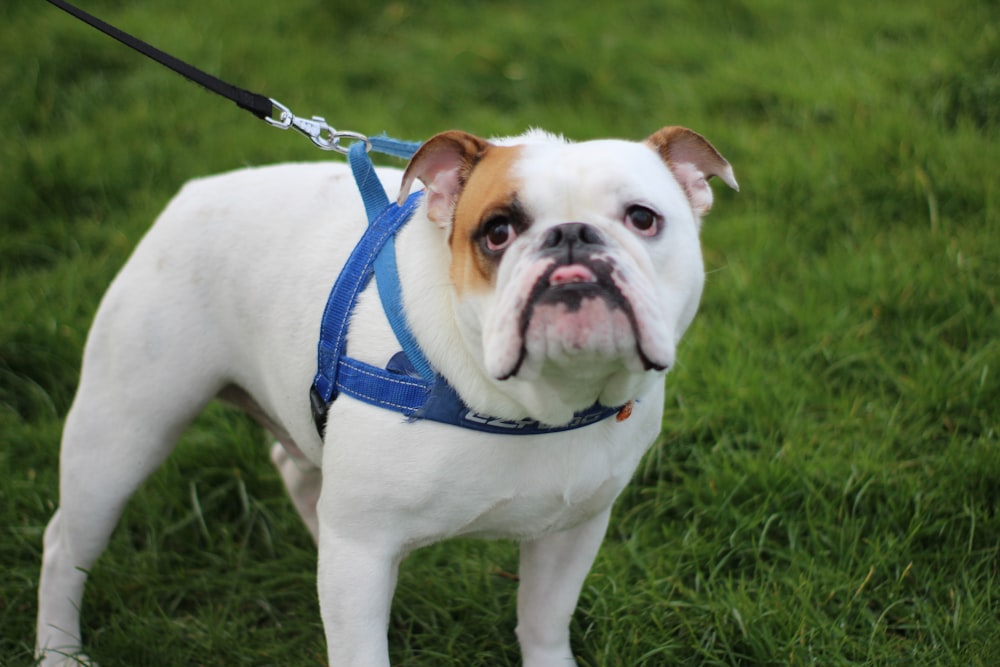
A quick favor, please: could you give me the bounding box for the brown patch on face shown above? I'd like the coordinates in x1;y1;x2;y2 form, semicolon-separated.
449;145;526;296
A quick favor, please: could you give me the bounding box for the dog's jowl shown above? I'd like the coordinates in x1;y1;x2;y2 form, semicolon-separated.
36;127;736;667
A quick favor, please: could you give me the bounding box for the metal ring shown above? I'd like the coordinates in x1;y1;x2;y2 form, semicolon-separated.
330;132;372;155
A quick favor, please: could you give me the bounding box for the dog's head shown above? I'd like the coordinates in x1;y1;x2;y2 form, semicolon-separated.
398;128;737;425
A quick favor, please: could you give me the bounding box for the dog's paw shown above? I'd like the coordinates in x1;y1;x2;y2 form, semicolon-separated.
35;651;98;667
521;647;578;667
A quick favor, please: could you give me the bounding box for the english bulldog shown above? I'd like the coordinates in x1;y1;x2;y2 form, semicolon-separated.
36;126;737;666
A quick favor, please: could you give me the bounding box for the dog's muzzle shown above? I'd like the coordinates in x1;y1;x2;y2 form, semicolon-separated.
497;222;664;379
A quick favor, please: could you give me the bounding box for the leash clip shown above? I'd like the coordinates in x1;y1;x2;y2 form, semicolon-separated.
266;98;371;154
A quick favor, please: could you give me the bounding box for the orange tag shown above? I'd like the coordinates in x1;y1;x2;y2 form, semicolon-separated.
616;400;634;422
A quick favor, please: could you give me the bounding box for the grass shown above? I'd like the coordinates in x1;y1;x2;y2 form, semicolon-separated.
2;0;998;664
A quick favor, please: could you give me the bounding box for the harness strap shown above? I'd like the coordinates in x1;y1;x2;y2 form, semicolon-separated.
347;141;390;220
348;142;434;380
368;135;424;160
309;188;422;407
309;141;426;435
373;236;435;381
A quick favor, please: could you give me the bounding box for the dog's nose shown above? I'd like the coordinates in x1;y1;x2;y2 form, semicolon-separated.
542;223;605;250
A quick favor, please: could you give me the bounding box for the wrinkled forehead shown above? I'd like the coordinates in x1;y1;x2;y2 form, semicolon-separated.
512;139;679;219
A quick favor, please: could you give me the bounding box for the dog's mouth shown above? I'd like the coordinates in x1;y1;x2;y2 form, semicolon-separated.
534;261;620;306
497;258;666;380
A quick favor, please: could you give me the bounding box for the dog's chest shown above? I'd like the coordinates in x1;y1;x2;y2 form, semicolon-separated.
455;462;628;540
333;408;659;548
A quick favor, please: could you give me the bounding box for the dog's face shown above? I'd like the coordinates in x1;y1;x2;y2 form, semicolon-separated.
399;128;737;425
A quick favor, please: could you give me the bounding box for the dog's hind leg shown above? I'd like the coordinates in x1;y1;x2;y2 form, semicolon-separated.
35;286;225;666
270;442;321;544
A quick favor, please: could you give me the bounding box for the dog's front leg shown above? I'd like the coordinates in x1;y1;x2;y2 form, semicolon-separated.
515;508;612;667
316;529;400;667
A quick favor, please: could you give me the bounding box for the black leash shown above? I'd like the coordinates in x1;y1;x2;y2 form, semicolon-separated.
45;0;376;153
46;0;273;120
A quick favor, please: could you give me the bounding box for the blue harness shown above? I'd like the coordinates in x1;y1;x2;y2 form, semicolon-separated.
308;138;624;438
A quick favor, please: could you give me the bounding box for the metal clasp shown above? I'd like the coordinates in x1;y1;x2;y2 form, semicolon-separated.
265;99;371;154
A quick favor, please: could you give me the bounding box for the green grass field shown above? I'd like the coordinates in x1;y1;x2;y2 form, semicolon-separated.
2;0;998;664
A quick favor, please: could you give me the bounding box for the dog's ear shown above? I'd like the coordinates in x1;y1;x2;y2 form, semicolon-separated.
645;127;738;218
399;131;492;227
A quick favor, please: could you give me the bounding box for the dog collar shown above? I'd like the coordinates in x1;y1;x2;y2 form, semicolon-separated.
308;141;625;438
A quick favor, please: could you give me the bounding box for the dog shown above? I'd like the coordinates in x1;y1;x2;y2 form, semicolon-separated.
35;126;737;666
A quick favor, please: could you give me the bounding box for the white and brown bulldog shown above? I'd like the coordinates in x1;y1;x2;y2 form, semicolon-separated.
36;127;737;666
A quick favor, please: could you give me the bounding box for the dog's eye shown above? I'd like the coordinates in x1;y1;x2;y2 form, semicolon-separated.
482;215;517;253
624;205;660;237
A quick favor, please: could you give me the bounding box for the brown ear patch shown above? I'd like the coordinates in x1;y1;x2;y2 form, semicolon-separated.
450;144;526;296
